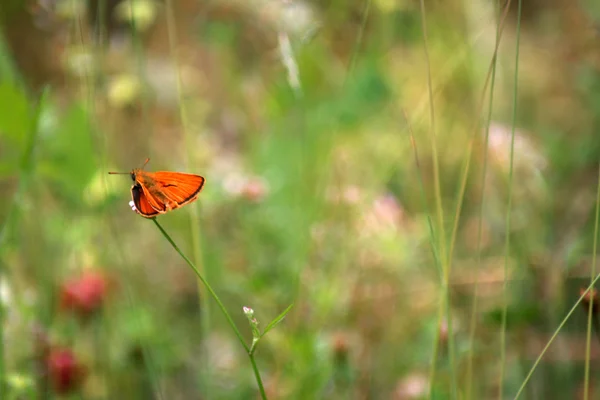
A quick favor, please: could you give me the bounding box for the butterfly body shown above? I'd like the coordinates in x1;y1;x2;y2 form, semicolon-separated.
110;160;205;218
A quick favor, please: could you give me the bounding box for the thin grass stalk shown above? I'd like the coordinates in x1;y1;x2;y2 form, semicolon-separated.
73;4;161;399
423;1;512;396
498;1;522;397
345;0;371;83
401;109;442;279
71;1;117;396
416;1;456;397
429;0;512;392
127;0;154;142
583;164;600;400
401;111;447;398
464;3;501;398
151;218;268;400
81;2;164;396
512;272;600;399
103;229;165;399
110;2;167;396
418;0;445;256
162;2;213;394
402;110;447;399
446;0;513;265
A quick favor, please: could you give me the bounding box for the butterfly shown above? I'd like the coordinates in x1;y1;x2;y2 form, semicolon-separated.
109;159;205;218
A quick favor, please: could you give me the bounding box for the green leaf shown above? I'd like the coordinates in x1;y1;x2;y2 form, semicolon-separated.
37;103;96;203
261;303;294;338
0;80;30;152
25;87;51;169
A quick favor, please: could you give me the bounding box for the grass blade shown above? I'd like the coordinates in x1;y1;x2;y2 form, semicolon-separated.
262;303;294;338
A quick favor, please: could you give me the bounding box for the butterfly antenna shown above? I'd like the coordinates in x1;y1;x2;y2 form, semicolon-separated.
141;158;150;169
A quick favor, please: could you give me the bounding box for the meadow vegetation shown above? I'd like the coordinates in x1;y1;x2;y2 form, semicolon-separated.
1;0;600;399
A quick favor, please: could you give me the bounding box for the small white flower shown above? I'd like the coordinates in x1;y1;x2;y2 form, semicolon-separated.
0;279;12;306
243;306;254;317
129;200;137;211
222;173;246;196
278;32;301;95
395;373;429;399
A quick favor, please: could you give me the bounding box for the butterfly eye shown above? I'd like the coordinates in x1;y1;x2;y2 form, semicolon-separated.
130;172;136;181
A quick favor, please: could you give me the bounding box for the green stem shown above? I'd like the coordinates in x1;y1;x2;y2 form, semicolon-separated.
151;218;268;400
249;351;267;397
401;109;445;398
512;273;600;399
151;218;246;349
583;163;600;400
162;1;212;392
499;1;522;398
345;0;370;83
418;1;455;397
401;109;442;279
465;2;502;398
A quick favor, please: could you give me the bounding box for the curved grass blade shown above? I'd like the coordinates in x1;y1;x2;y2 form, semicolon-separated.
262;303;294;338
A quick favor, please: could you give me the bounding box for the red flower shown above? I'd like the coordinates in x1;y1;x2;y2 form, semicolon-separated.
46;348;86;394
60;271;108;317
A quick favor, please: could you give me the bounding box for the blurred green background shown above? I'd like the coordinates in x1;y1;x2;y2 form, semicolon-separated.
1;0;600;399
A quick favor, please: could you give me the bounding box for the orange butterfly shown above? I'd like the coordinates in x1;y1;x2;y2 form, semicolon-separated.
109;159;205;218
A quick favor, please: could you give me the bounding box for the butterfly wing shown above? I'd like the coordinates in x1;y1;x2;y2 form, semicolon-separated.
131;185;161;218
150;171;206;207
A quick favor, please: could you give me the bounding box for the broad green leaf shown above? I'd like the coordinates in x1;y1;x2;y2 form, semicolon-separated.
0;80;30;151
261;303;294;338
37;103;96;204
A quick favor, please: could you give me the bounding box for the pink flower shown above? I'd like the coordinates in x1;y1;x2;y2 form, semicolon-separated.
241;177;269;202
60;271;108;317
360;194;404;234
222;173;269;202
